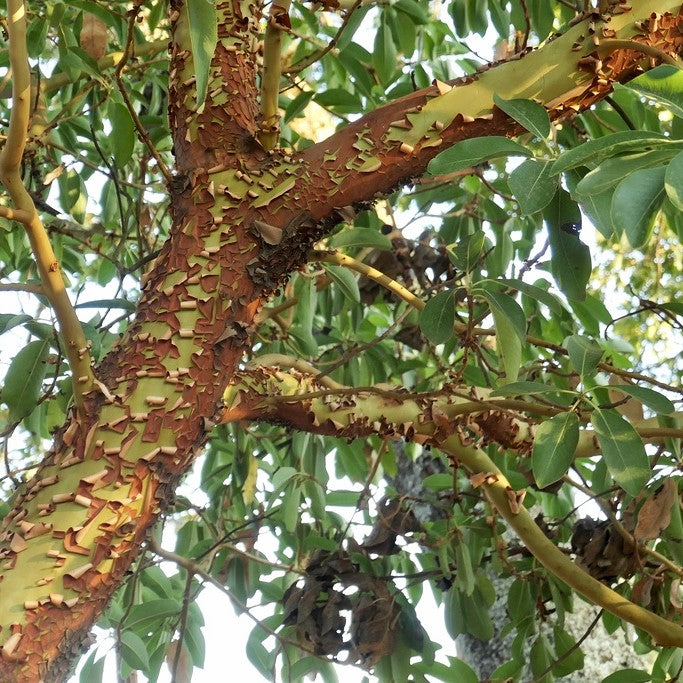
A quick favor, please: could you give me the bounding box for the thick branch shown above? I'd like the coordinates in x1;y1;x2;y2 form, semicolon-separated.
222;364;683;647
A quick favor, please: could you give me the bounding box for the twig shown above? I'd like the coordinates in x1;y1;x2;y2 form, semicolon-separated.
114;12;172;183
285;0;364;76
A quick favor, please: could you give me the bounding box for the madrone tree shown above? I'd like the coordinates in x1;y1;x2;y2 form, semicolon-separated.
0;1;682;680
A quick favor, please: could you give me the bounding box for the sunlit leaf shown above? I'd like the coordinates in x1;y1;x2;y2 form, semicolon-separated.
493;95;550;140
185;0;218;109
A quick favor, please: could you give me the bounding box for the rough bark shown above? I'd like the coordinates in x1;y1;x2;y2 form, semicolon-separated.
0;1;681;679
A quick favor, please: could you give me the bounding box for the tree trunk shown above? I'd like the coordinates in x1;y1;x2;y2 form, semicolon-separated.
0;1;681;679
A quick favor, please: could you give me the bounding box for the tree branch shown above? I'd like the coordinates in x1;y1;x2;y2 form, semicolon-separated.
0;0;95;414
258;0;291;150
222;363;683;647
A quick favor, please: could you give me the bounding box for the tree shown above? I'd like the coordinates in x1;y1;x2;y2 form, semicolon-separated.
0;0;682;680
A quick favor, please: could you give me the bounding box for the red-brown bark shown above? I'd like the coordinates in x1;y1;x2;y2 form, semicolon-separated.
0;2;681;680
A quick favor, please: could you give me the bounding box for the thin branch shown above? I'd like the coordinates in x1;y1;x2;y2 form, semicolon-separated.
449;438;683;647
0;281;43;294
312;250;426;312
598;38;681;67
0;0;94;413
114;11;173;183
0;203;33;225
285;0;363;76
259;0;292;150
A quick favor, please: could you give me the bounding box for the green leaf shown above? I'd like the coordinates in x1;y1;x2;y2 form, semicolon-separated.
454;536;475;596
544;189;591;301
608;385;675;415
322;263;360;303
75;298;137;311
579;186;615;239
611;165;666;248
79;649;106;683
574;149;675;198
665;150;683;210
530;634;554;683
284;90;315;123
532;412;579;488
477;287;525;382
246;625;274;679
551;131;669;175
626;64;683;119
124;599;179;632
185;0;218;109
329;227;392;250
552;626;585;677
490;381;570;397
591;408;650;497
428;136;531;175
419;290;456;344
2;339;50;423
507;578;534;624
120;631;150;673
498;278;566;315
565;335;603;376
447;231;486;271
601;670;651;683
373;15;397;84
394;0;429;24
445;585;494;641
109;101;135;166
493;94;550;140
0;313;32;335
508;159;557;214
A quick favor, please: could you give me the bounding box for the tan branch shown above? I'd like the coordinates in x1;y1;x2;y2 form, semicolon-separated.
0;281;44;295
450;439;683;647
0;0;94;413
258;0;291;150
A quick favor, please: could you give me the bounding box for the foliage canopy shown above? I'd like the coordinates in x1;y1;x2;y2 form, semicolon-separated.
0;1;682;681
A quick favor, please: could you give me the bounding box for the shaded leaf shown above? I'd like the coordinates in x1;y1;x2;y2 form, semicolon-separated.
429;136;531;175
551;131;669;175
2;339;50;423
544;189;591;301
329;227;392;250
608;384;675;416
120;631;150;674
565;335;603;376
508;159;557;214
532;412;579;489
611;165;666;248
323;263;361;303
185;0;218;109
419;290;456;344
591;408;649;497
665;150;683;210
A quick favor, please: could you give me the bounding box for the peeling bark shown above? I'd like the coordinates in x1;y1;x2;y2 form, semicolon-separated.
0;1;681;679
